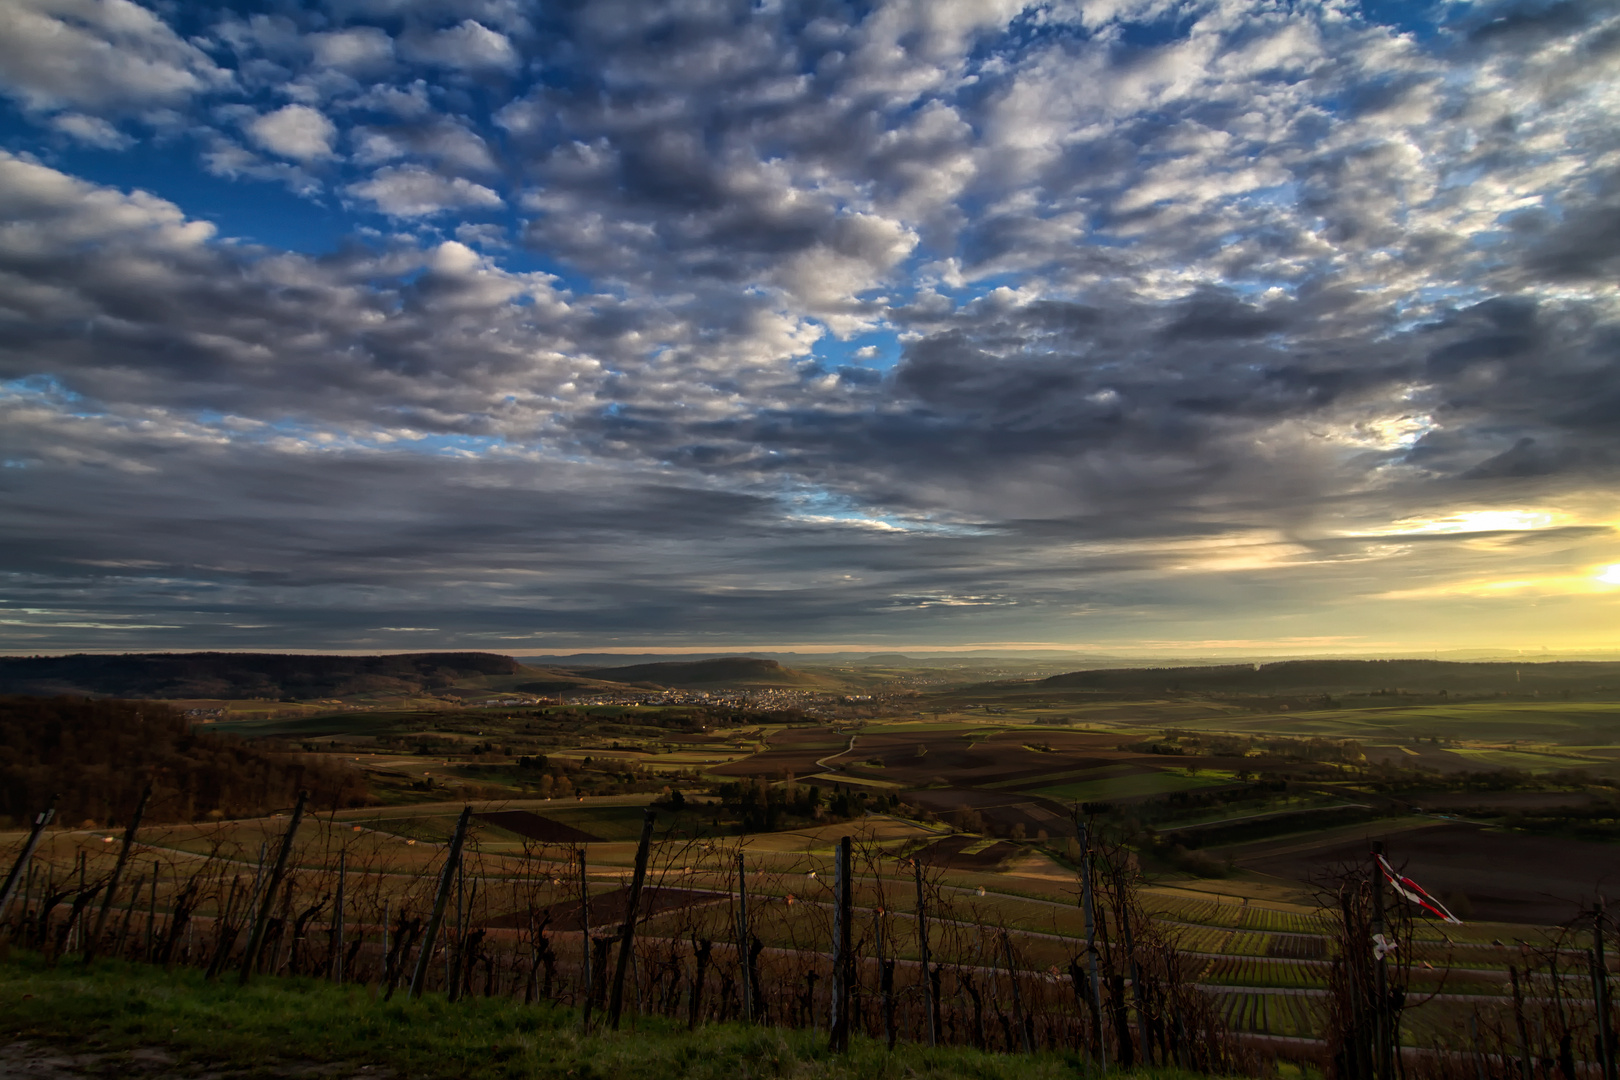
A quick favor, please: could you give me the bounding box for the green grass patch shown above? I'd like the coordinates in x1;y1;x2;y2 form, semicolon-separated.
538;803;661;841
0;952;1175;1080
1036;769;1228;802
1443;746;1604;771
1160;702;1620;745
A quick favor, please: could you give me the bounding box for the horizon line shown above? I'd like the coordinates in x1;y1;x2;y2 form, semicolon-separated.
5;643;1620;660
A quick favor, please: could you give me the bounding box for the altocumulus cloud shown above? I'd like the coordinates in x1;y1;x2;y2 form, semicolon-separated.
0;0;1617;653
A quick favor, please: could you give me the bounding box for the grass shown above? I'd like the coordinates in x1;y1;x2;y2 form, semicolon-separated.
1035;770;1228;802
1168;702;1620;744
803;772;904;790
0;951;1189;1080
538;804;665;841
1442;746;1603;771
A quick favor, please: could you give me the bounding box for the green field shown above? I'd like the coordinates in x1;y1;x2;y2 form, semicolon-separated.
536;801;672;841
1443;746;1604;771
1035;768;1228;802
1153;702;1620;744
0;953;1138;1080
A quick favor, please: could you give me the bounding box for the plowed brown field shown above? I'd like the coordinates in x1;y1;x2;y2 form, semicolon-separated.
1236;820;1620;923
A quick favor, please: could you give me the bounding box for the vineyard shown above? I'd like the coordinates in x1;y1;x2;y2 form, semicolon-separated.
4;793;1620;1079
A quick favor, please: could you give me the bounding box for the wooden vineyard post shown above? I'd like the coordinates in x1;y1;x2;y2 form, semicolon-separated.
0;794;56;928
447;856;464;1001
1003;932;1033;1053
736;851;753;1023
1078;818;1108;1069
877;905;896;1048
608;808;656;1030
117;870;143;959
145;861;160;961
1510;965;1533;1080
331;849;346;983
1119;890;1149;1064
381;898;390;988
86;783;151;963
240;789;309;984
238;840;267;968
21;867;35;939
408;805;471;999
579;848;594;1029
829;836;853;1052
914;858;937;1046
1598;902;1616;1080
1371;841;1391;1080
687;937;712;1030
71;851;86;953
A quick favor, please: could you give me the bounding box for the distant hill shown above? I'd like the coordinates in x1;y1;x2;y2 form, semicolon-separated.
1028;659;1620;695
512;666;635;694
574;656;826;688
0;651;526;700
515;652;765;668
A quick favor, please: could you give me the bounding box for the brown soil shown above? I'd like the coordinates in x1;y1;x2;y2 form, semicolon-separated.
1361;745;1480;773
713;726;1267;798
904;789;1076;838
473;810;600;843
1238;821;1620;924
913;836;1022;870
707;750;830;779
1406;790;1601;811
707;726;850;779
830;729;1138;789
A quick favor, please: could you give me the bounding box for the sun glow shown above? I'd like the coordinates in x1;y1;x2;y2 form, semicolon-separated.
1365;509;1565;536
1380;563;1620;600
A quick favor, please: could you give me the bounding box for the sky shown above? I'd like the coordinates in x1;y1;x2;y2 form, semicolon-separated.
0;0;1618;658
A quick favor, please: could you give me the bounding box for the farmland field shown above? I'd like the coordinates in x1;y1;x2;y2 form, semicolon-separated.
5;790;1616;1065
1146;702;1620;745
11;657;1620;1070
1034;769;1228;802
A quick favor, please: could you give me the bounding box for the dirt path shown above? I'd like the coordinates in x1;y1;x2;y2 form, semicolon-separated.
813;734;859;771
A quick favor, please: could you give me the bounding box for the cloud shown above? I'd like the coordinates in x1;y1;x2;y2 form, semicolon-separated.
248;104;339;162
2;1;1620;650
0;154;589;434
47;112;133;149
0;150;216;255
347;164;504;216
351;119;497;174
309;27;397;76
1522;203;1620;282
0;0;230;113
402;19;520;72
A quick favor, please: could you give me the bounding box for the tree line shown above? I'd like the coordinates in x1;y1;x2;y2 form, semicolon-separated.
0;697;369;828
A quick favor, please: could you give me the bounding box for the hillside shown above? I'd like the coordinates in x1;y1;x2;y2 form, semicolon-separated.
0;651;527;700
0;696;368;827
952;658;1620;697
575;656;830;688
509;664;658;695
